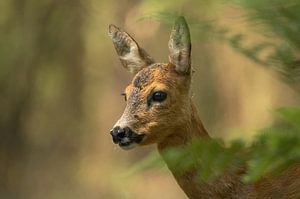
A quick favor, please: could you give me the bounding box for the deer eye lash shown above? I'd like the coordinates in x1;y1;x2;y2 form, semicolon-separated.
121;92;127;101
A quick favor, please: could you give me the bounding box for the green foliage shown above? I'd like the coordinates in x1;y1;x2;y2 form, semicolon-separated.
162;138;246;182
135;0;300;184
232;0;300;83
245;118;300;182
131;107;300;183
275;107;300;128
141;0;300;86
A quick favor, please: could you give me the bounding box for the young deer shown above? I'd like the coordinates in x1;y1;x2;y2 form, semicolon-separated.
109;17;300;199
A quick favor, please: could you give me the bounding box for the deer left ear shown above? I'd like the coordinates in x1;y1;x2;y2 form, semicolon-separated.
168;16;191;75
109;24;155;74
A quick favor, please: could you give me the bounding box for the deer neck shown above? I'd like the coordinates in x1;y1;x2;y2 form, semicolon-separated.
157;101;246;199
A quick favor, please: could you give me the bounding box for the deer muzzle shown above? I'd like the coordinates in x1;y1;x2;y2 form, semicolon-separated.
110;126;145;150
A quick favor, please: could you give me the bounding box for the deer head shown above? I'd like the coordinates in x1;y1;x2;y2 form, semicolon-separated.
109;17;193;150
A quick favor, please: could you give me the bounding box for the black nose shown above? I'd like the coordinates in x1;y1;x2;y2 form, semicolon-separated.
110;126;127;144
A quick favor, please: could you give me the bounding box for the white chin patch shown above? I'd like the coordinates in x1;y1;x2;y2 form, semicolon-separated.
120;143;137;150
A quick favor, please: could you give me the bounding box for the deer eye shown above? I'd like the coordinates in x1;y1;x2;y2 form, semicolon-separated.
121;92;127;101
152;91;167;102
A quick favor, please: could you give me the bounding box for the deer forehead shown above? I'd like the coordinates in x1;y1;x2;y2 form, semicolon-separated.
125;63;178;96
133;64;168;87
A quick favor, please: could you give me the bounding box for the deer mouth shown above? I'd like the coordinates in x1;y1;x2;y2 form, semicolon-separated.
110;126;145;150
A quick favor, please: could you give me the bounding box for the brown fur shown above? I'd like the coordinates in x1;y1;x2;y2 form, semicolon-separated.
117;63;300;198
109;17;300;198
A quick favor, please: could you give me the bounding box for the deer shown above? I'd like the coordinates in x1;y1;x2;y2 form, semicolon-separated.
108;16;300;199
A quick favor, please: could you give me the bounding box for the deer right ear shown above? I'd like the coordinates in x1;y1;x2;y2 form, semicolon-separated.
109;24;155;74
168;16;191;75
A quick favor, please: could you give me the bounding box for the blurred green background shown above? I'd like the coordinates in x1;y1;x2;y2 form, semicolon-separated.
1;0;299;198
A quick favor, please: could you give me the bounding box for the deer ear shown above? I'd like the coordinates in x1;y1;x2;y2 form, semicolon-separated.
168;16;191;75
109;24;155;74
